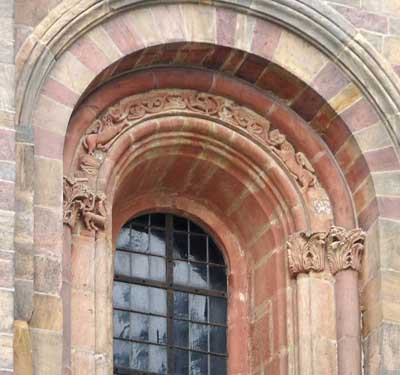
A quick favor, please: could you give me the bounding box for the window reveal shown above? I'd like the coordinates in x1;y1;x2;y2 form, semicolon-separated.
113;213;228;375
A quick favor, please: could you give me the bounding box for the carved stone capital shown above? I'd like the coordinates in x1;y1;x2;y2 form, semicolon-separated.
63;176;107;232
286;232;326;276
326;226;366;275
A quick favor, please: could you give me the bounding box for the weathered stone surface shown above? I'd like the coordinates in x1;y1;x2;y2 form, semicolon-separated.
14;279;33;321
14;320;32;375
0;63;14;113
72;351;95;374
383;35;400;65
49;51;94;96
0;161;16;182
33;157;62;207
34;206;62;256
33;255;61;294
31;95;72;136
234;14;256;52
381;322;400;372
71;289;95;351
0;290;13;333
0;332;13;370
30;293;62;331
373;171;400;195
181;4;216;43
378;218;400;271
273;30;328;83
31;330;62;375
0;17;13;64
0;250;13;288
0;210;14;250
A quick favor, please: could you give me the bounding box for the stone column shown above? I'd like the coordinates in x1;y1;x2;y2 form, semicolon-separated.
63;176;108;375
0;0;16;373
327;227;366;375
286;232;338;375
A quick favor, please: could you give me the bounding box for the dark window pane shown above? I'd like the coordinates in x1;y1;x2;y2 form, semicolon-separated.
174;216;188;231
113;282;130;309
210;326;226;354
173;261;189;285
191;352;208;375
174;349;189;375
116;227;130;250
114;310;130;339
173;320;189;348
149;345;167;374
209;266;226;291
210;355;226;375
209;239;225;265
149;316;167;344
190;263;207;288
131;253;149;279
114;339;130;368
209;297;227;325
190;294;208;322
174;292;189;320
131;226;149;253
114;251;130;276
149;287;167;316
130;312;149;341
130;284;149;312
149;256;166;282
190;235;207;262
150;213;165;228
190;221;205;234
133;214;148;226
173;233;188;259
130;342;148;371
191;323;208;352
150;229;166;256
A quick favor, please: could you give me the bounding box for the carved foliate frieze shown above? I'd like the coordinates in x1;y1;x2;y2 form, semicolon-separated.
326;226;366;275
79;90;318;190
63;176;106;232
286;232;326;276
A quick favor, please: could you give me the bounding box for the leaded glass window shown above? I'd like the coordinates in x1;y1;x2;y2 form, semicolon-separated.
113;213;228;375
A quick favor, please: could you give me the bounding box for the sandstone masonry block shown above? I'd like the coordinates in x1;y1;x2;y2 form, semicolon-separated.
381;322;400;371
30;293;62;331
33;157;62;208
31;330;62;375
14;320;33;375
274;30;328;83
0;210;14;250
14;279;33;321
33;255;61;294
0;290;13;333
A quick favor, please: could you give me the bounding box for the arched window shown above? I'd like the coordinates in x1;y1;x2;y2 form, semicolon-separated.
113;213;228;374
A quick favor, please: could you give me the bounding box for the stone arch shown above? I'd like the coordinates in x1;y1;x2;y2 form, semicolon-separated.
64;87;335;373
14;2;400;375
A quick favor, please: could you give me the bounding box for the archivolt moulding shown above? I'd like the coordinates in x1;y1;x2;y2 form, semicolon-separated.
16;0;400;148
76;89;318;190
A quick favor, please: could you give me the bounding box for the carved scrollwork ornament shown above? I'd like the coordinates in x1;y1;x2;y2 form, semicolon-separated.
63;176;107;232
79;90;319;190
286;232;326;276
326;226;366;275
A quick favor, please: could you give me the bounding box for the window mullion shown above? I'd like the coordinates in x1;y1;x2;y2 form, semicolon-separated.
166;214;174;375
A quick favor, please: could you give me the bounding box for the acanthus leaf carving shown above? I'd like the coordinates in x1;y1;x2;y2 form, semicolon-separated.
79;90;319;190
326;226;366;275
63;176;106;232
286;231;326;276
